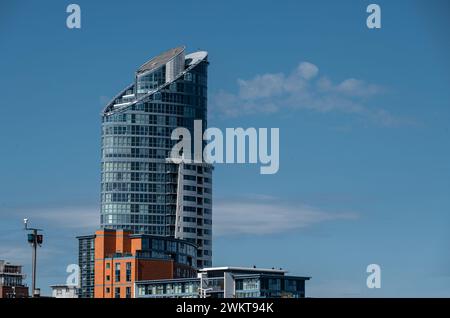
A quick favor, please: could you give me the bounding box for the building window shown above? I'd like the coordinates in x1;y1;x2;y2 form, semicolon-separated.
106;262;110;269
106;275;110;281
115;263;121;282
106;287;110;294
126;287;131;298
156;284;164;295
183;195;196;202
114;287;120;298
285;279;297;292
242;278;260;291
126;262;132;282
268;278;281;291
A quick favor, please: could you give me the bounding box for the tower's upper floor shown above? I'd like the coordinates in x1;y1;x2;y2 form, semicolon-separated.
102;46;208;116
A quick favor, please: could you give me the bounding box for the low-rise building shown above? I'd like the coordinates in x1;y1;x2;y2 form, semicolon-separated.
94;229;197;298
0;260;28;298
135;266;310;298
50;284;78;298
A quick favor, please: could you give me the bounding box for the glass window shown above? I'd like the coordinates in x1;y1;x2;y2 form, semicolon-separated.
115;263;121;282
242;278;259;291
268;278;281;291
126;262;132;282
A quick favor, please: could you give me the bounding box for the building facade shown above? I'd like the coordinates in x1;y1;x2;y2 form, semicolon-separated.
168;159;213;268
94;229;197;298
135;267;310;298
0;260;28;298
100;46;212;268
77;234;95;298
50;284;78;298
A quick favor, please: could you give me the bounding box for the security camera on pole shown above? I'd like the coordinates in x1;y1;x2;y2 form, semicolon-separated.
24;218;43;298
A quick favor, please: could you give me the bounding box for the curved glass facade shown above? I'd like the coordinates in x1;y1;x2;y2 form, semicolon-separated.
135;65;166;95
101;48;208;241
100;48;211;267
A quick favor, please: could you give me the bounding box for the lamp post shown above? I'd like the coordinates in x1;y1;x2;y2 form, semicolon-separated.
24;218;43;298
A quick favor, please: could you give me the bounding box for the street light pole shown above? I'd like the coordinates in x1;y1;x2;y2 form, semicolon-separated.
31;228;37;297
24;218;43;298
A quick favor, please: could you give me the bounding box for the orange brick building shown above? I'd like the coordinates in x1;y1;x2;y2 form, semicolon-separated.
94;229;197;298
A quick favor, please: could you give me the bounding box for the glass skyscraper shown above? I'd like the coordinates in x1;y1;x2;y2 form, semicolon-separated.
100;46;212;267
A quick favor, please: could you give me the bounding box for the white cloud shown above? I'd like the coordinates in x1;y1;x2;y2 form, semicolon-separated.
211;61;412;126
37;206;99;230
297;61;319;80
238;73;285;99
0;199;356;239
0;205;99;230
335;78;381;97
213;196;358;236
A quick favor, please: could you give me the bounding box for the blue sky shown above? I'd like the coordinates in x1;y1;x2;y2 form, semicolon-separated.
0;0;449;296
